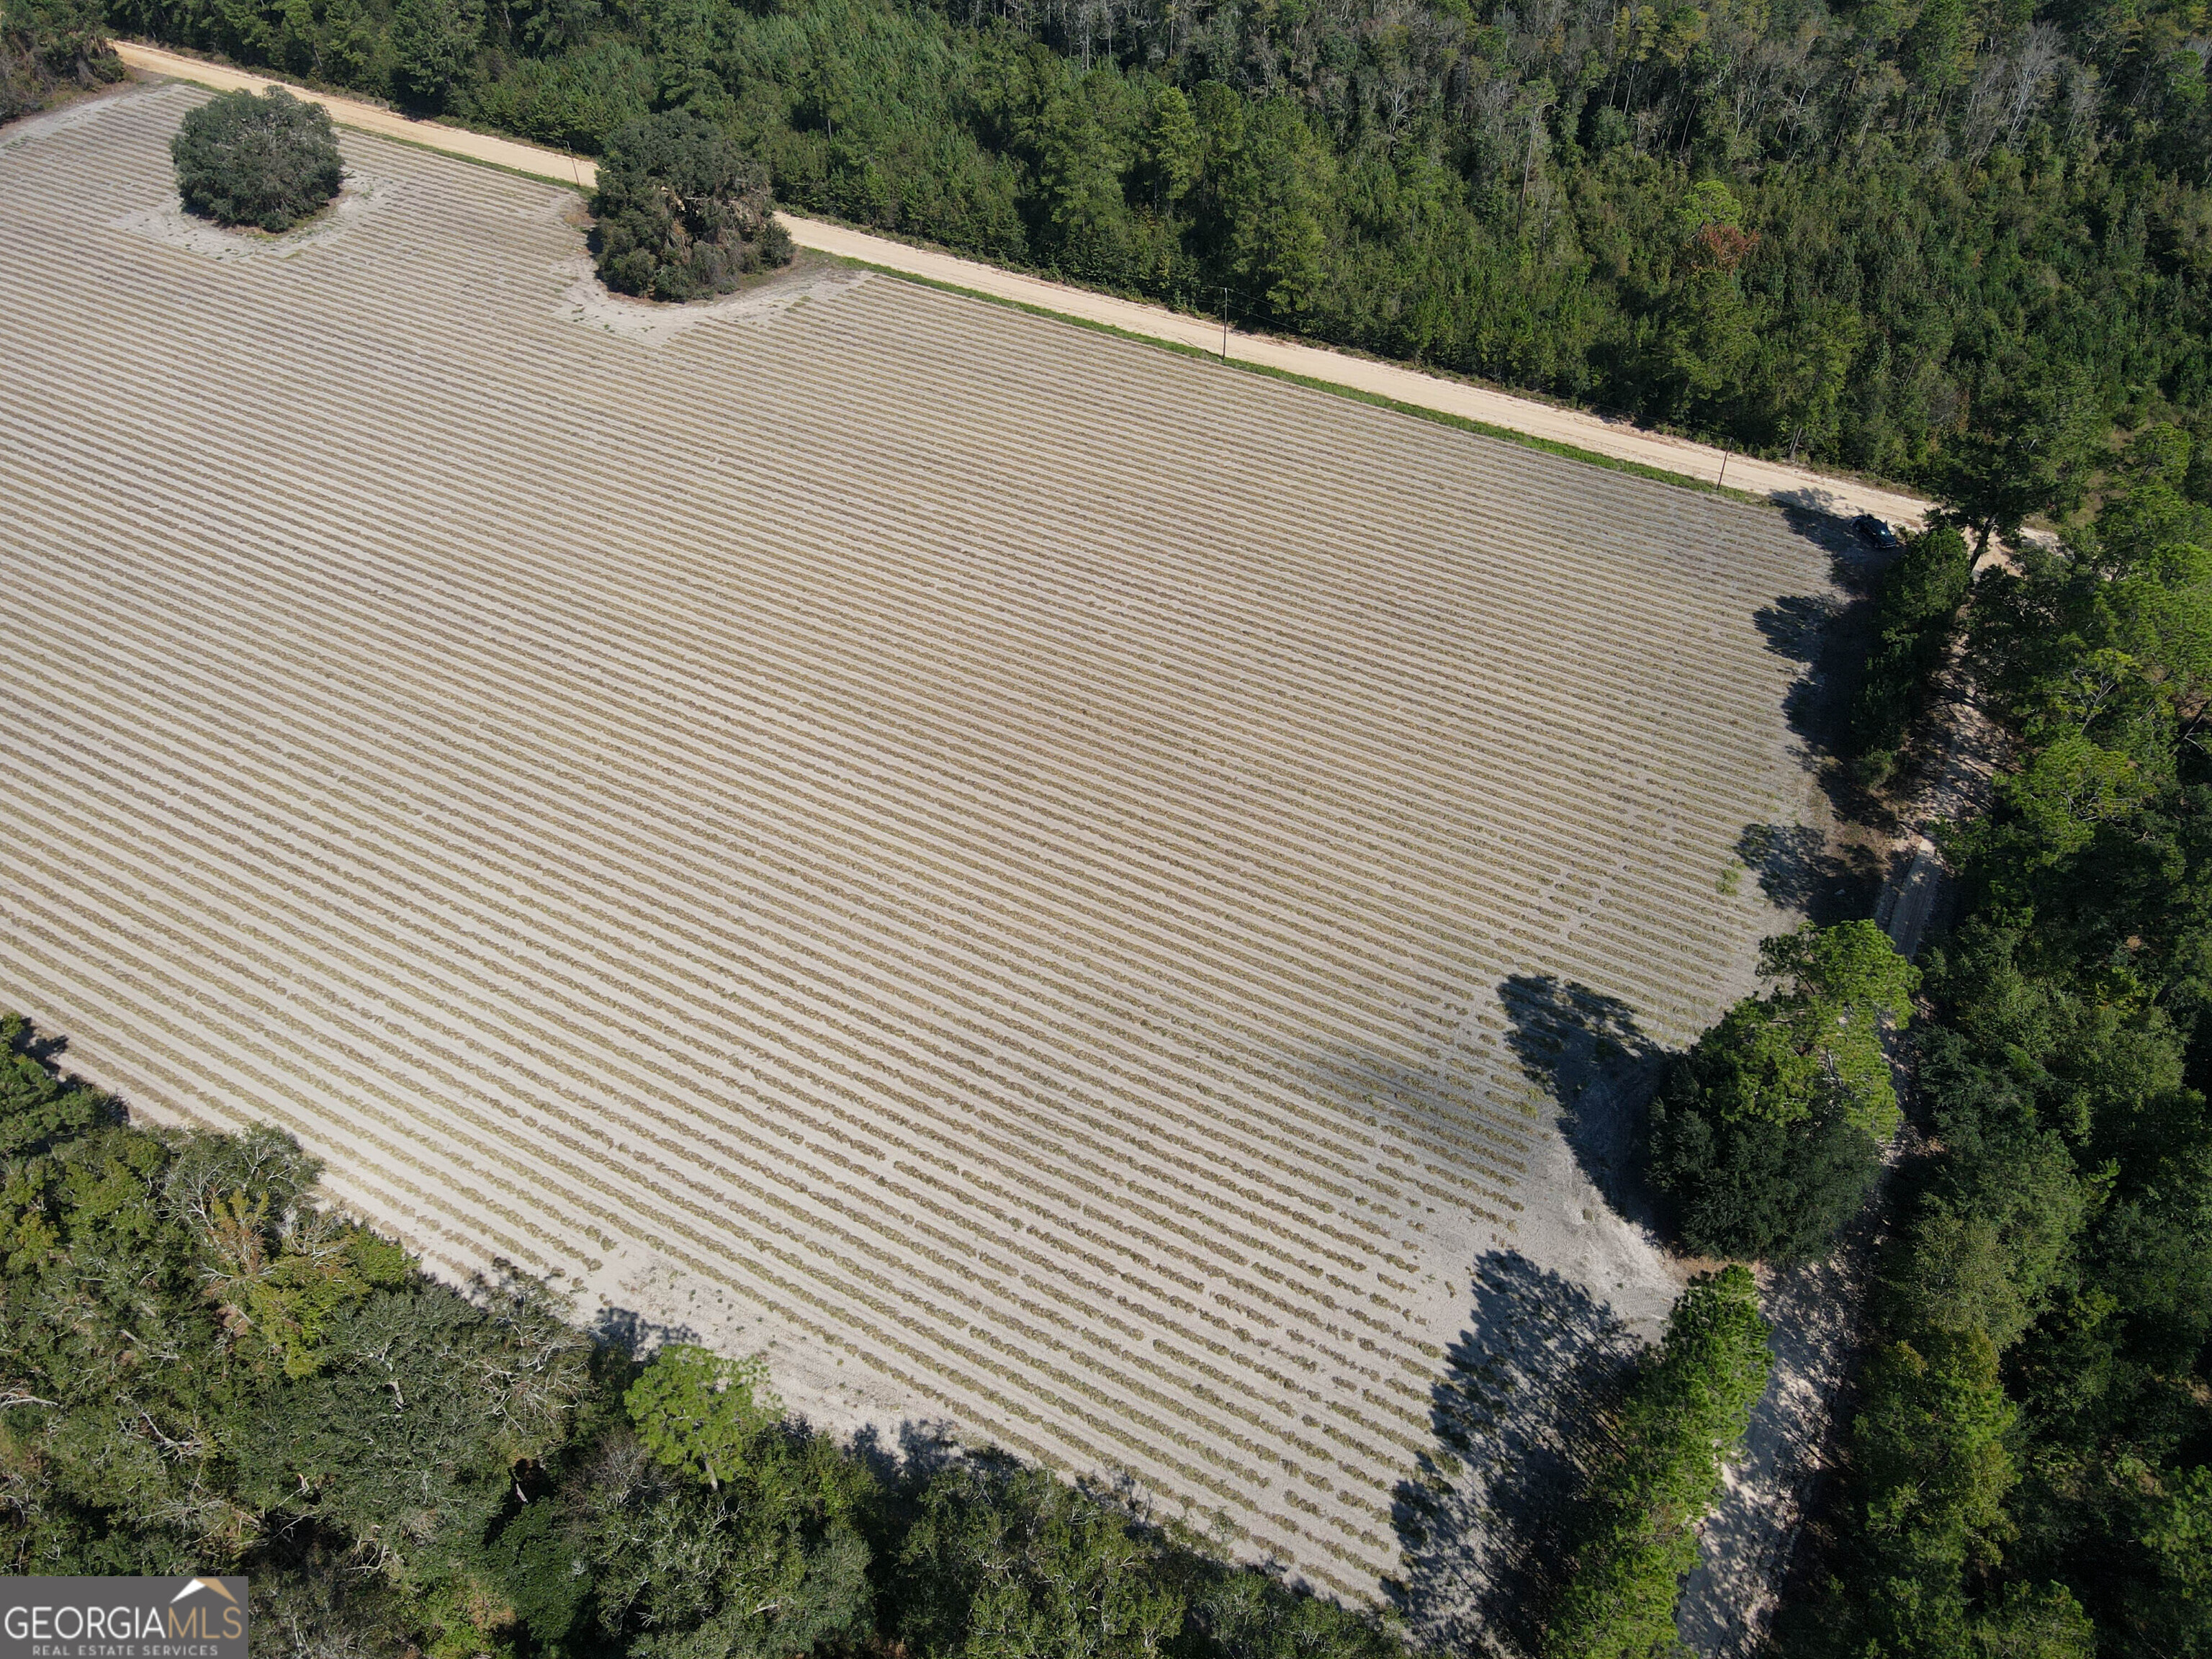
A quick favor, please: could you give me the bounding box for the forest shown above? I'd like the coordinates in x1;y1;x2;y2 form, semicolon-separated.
31;0;2212;484
1786;431;2212;1658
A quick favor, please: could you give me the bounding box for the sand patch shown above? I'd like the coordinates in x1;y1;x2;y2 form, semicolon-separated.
110;169;390;261
555;254;873;344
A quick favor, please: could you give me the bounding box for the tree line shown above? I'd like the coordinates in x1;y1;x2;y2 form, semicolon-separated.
1792;429;2212;1658
1626;426;2212;1655
71;0;2212;487
1;0;122;122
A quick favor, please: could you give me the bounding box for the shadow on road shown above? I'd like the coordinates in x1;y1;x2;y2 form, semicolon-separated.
1389;1251;1640;1656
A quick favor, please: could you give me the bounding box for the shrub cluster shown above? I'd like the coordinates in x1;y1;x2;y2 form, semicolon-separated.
592;109;793;302
170;85;343;233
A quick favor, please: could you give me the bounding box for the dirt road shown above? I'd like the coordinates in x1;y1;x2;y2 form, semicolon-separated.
107;39;1930;526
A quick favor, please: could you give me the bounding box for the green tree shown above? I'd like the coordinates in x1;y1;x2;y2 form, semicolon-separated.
569;1429;875;1659
1972;1583;2098;1658
1900;0;1969;95
1698;921;1919;1137
799;45;853;138
624;1341;778;1493
1542;1267;1773;1658
1142;84;1197;210
1647;922;1919;1259
1227;99;1327;318
1848;520;1974;772
239;1277;590;1568
1843;1328;2018;1655
2130;1464;2212;1653
894;1461;1186;1658
1768;302;1865;464
1;0;117;98
0;1012;114;1157
390;0;482;112
1939;367;2106;563
170;85;343;233
592;109;794;300
1034;86;1123;242
318;0;378;86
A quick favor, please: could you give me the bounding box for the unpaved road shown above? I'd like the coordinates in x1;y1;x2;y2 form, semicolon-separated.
106;39;1931;528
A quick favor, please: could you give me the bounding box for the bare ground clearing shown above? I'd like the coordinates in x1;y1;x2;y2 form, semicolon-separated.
2;85;1848;1624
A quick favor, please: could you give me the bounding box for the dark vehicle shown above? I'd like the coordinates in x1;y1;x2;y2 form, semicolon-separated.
1852;513;1904;552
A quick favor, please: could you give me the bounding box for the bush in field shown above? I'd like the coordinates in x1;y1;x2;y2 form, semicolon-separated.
171;86;343;232
0;0;122;124
1646;921;1918;1262
591;109;793;302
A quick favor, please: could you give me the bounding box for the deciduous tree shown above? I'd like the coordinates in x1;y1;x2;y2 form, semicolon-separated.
170;85;343;233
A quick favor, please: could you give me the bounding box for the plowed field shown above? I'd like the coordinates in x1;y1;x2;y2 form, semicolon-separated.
0;84;1836;1600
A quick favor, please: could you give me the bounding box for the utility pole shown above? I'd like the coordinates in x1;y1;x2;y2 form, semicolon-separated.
1220;286;1230;361
1717;442;1732;488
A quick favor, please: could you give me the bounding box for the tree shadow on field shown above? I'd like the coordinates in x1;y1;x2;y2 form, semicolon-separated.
1779;505;1884;589
1752;592;1840;667
1736;822;1891;926
592;1305;700;1357
1284;1035;1546;1177
1388;1251;1642;1658
848;1419;966;1493
1496;974;1668;1234
1768;510;1904;836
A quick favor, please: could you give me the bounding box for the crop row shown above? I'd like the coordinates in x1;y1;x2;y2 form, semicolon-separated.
0;91;1839;1599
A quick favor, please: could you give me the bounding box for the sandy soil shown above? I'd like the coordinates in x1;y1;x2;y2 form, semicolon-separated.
109;39;1932;529
4;84;1851;1627
556;255;874;345
109;168;393;261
